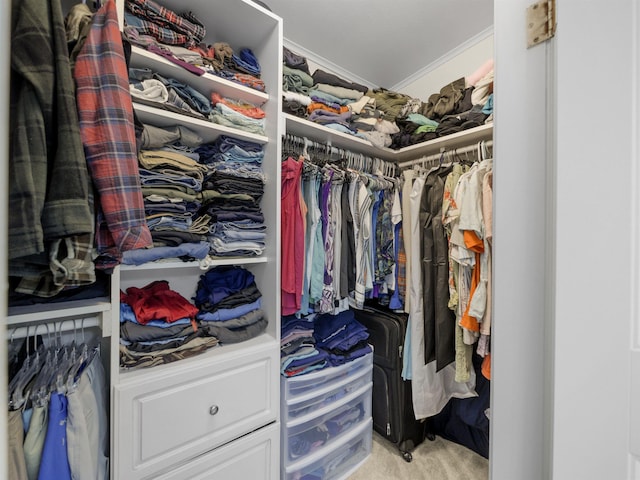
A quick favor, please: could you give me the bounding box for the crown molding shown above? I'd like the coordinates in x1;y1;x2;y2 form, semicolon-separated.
391;26;494;92
283;38;378;89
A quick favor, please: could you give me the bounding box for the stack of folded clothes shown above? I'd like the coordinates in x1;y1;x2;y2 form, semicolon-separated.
210;92;266;136
313;310;372;367
280;309;372;377
196;136;267;257
119;280;218;369
123;0;265;92
129;66;266;136
129;67;212;120
194;265;268;343
282;47;496;150
123;122;212;265
281;315;326;377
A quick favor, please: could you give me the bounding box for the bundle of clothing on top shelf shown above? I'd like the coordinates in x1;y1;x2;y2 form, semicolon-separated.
120;266;267;369
122;123;267;265
123;0;266;92
128;66;267;136
282;46;494;150
281;309;372;377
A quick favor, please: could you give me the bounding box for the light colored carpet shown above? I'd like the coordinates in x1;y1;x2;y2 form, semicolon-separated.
346;431;489;480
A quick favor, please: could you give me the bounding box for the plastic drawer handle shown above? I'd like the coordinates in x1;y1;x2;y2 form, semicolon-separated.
209;405;220;416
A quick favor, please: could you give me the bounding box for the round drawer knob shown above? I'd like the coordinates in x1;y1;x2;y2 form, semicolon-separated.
209;405;219;416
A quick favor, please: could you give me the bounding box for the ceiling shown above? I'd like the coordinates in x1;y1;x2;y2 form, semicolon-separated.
262;0;494;89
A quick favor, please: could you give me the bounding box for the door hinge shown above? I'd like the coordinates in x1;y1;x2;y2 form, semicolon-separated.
526;0;556;48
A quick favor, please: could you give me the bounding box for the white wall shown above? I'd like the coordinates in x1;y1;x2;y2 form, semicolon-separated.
490;0;550;478
285;33;493;103
395;34;494;100
552;2;634;478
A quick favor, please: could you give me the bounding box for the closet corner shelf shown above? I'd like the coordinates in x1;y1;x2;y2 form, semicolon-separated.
133;103;269;145
7;297;112;327
130;46;270;107
283;113;493;163
117;331;279;384
119;256;269;272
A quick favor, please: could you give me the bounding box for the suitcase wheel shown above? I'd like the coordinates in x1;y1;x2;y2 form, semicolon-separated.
426;432;436;441
401;451;413;462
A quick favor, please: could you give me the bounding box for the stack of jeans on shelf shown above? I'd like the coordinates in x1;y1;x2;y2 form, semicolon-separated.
196;136;267;257
123;123;210;265
123;130;213;265
280;309;372;377
119;280;218;369
194;265;268;344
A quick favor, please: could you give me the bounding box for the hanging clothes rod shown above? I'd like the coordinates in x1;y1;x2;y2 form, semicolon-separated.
398;140;494;169
282;133;400;177
6;316;103;341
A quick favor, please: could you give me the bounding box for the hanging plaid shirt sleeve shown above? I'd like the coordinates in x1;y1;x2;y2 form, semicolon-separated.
74;0;152;268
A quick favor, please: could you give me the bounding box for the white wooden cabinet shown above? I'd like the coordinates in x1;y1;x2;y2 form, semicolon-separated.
113;337;278;479
108;1;283;478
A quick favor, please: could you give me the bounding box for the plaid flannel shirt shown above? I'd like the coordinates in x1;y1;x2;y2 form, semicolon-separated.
125;0;205;47
74;0;152;268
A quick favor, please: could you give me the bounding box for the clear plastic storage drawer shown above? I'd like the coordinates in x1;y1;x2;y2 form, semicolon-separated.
281;351;373;401
282;359;372;424
283;417;372;480
283;382;372;463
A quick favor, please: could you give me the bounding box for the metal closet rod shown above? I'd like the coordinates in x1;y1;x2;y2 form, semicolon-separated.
398;140;494;169
283;133;399;176
6;317;102;341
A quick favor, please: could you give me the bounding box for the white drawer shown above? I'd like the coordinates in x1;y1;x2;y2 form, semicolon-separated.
113;345;279;479
154;422;279;480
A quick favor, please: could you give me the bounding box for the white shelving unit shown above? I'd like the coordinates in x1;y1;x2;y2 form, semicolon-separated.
109;1;283;478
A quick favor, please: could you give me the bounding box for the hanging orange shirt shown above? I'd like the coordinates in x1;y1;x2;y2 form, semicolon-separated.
460;230;484;332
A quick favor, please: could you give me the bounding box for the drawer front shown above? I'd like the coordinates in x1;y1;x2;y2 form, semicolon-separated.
284;418;372;480
282;351;372;401
114;347;278;479
283;364;372;424
283;383;372;464
154;422;279;480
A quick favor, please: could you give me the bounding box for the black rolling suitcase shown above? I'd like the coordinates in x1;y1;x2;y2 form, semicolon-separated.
352;304;429;462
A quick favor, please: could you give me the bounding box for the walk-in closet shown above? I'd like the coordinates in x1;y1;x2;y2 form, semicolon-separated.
3;1;639;480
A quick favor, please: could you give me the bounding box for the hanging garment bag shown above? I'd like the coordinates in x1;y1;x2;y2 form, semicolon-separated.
352;304;428;462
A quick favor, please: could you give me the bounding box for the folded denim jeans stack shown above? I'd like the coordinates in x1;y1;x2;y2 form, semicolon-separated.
196;136;267;257
125;144;213;264
194;265;268;344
